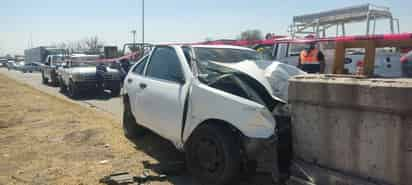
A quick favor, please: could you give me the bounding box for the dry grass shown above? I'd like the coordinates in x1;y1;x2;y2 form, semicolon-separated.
0;74;176;185
0;73;274;185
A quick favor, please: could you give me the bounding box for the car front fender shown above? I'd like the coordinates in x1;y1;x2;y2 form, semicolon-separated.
183;82;276;143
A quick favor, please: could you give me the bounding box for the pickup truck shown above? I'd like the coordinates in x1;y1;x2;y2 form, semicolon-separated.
58;54;122;98
254;39;403;77
123;45;305;185
41;55;65;86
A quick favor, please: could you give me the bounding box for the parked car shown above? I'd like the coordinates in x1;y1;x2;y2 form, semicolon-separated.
0;59;7;68
16;62;41;73
122;45;305;185
41;55;65;86
401;51;412;77
58;54;122;98
6;61;17;70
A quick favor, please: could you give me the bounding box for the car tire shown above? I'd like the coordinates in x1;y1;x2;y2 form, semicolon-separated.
111;88;121;97
123;96;146;139
58;78;66;93
186;124;241;185
41;72;48;84
68;80;79;99
51;74;59;86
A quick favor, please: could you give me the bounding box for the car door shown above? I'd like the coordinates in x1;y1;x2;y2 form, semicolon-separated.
275;43;289;63
125;56;149;114
135;46;188;141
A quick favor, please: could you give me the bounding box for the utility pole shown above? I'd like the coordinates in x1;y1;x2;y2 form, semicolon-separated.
131;30;137;46
142;0;145;46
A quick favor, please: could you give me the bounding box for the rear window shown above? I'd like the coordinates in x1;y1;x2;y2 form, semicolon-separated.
194;48;261;63
289;43;310;56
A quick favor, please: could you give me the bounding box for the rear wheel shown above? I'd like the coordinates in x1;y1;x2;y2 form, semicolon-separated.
50;74;59;86
41;72;48;84
186;124;241;185
122;96;146;139
111;87;121;97
59;78;67;93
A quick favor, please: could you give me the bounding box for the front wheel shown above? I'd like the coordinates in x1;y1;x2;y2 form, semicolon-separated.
122;96;146;139
68;80;79;99
41;72;48;84
186;124;241;185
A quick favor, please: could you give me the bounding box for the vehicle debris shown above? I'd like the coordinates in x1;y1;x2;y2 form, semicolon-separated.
142;160;186;176
99;160;110;164
100;171;168;185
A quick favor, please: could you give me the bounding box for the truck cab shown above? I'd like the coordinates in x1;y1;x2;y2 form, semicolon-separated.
254;38;403;77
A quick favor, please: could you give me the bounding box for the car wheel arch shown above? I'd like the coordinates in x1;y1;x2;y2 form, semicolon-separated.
184;119;244;149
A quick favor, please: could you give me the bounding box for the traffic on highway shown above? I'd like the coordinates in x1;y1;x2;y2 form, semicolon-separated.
1;2;412;185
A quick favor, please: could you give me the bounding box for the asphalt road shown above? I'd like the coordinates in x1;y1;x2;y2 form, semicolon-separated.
0;68;123;119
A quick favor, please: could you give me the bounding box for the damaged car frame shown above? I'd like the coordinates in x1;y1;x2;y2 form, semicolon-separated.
122;45;303;185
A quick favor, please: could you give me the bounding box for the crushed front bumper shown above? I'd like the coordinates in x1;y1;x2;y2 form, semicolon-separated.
242;134;277;161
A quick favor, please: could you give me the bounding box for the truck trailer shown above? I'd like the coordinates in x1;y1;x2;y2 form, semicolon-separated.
24;47;65;64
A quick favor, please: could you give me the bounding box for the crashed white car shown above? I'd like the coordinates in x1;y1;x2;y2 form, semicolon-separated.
122;45;305;185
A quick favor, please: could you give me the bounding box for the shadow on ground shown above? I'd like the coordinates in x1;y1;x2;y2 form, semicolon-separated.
128;131;197;185
128;130;275;185
62;90;116;101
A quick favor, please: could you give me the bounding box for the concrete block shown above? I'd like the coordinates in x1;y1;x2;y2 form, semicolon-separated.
289;75;412;185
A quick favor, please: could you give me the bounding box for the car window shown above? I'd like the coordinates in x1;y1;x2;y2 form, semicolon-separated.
146;47;184;83
288;43;309;57
132;56;148;75
256;45;275;60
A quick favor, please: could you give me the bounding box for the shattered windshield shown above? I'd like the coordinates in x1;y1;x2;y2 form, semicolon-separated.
193;47;259;84
195;48;261;63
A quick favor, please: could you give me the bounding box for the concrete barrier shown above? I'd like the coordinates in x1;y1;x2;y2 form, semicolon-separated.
288;75;412;185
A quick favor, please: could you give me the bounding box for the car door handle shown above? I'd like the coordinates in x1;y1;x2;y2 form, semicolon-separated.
139;83;147;89
127;78;133;83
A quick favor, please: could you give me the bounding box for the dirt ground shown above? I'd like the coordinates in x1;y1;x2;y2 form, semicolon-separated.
0;74;190;185
0;74;274;185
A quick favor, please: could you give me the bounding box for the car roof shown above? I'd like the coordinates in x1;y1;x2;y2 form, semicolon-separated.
190;45;255;51
157;44;255;51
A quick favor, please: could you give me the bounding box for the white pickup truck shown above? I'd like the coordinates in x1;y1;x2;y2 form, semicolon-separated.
255;40;403;77
123;45;305;185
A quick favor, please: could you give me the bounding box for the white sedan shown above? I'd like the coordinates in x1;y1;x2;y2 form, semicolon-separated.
122;45;303;185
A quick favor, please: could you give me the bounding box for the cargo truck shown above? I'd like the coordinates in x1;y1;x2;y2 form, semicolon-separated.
24;47;65;64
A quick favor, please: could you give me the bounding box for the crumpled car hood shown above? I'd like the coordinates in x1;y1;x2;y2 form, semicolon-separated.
212;60;306;102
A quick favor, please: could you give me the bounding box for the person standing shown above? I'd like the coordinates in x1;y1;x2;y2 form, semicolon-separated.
298;42;325;73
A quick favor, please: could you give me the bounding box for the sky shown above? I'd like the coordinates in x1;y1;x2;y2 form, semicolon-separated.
0;0;411;55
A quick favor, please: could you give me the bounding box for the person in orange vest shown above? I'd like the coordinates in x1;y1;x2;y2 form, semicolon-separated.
298;42;325;73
